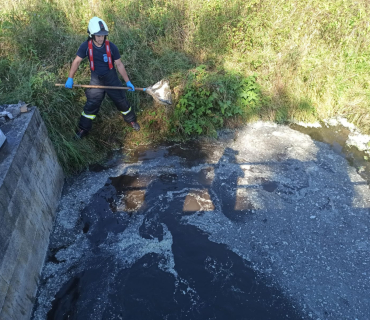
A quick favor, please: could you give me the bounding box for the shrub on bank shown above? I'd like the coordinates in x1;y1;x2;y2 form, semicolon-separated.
0;0;369;174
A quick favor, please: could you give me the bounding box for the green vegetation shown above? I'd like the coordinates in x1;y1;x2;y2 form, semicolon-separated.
173;66;263;136
1;0;369;174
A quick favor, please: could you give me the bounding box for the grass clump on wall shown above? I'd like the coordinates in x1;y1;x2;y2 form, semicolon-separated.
1;0;369;174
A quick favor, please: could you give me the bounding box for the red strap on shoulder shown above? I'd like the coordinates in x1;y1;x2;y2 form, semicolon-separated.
88;39;113;71
88;40;94;71
105;40;114;70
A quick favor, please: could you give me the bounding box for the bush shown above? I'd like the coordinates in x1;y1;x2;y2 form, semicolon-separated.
173;65;262;136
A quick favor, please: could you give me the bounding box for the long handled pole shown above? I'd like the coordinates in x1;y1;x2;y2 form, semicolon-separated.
55;84;146;91
55;79;172;105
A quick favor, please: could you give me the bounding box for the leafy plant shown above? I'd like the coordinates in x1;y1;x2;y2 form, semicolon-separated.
173;66;262;136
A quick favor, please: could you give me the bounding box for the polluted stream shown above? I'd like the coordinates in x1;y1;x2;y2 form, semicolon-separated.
32;122;370;320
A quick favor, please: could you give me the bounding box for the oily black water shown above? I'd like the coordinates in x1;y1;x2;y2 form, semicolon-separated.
43;146;303;320
35;124;370;320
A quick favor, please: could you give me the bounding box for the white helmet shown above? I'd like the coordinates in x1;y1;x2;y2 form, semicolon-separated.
87;17;109;37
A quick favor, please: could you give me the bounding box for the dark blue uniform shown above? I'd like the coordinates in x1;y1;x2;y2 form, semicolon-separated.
77;40;136;132
77;40;120;75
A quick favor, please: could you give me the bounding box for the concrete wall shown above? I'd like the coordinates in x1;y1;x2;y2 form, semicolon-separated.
0;107;64;320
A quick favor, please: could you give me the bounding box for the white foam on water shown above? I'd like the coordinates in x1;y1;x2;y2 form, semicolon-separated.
101;215;177;277
347;133;370;154
294;121;322;128
32;235;91;320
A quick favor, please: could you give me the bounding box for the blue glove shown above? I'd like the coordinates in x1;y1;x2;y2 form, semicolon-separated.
126;81;135;92
65;77;74;89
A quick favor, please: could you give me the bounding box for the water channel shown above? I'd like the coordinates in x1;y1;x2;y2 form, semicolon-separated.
32;122;370;320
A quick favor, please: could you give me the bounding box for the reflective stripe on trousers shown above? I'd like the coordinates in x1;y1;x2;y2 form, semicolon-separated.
78;68;136;131
121;107;131;115
81;111;96;120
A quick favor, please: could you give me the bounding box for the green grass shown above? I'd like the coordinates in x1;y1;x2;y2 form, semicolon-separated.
1;0;369;174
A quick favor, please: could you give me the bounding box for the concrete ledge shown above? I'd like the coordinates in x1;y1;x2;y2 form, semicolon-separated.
0;107;64;320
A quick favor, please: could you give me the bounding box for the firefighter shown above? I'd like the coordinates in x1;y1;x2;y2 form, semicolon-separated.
65;17;140;139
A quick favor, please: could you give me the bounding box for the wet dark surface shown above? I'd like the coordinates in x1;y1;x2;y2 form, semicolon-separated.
32;123;370;320
44;167;303;320
88;141;211;172
125;141;212;167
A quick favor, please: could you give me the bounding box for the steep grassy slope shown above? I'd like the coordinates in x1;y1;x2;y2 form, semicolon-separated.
1;0;369;173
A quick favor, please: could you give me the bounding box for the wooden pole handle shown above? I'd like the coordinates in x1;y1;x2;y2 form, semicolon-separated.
55;84;145;91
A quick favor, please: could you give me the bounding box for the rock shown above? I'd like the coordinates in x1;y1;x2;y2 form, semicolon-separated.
0;111;13;120
5;105;21;118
